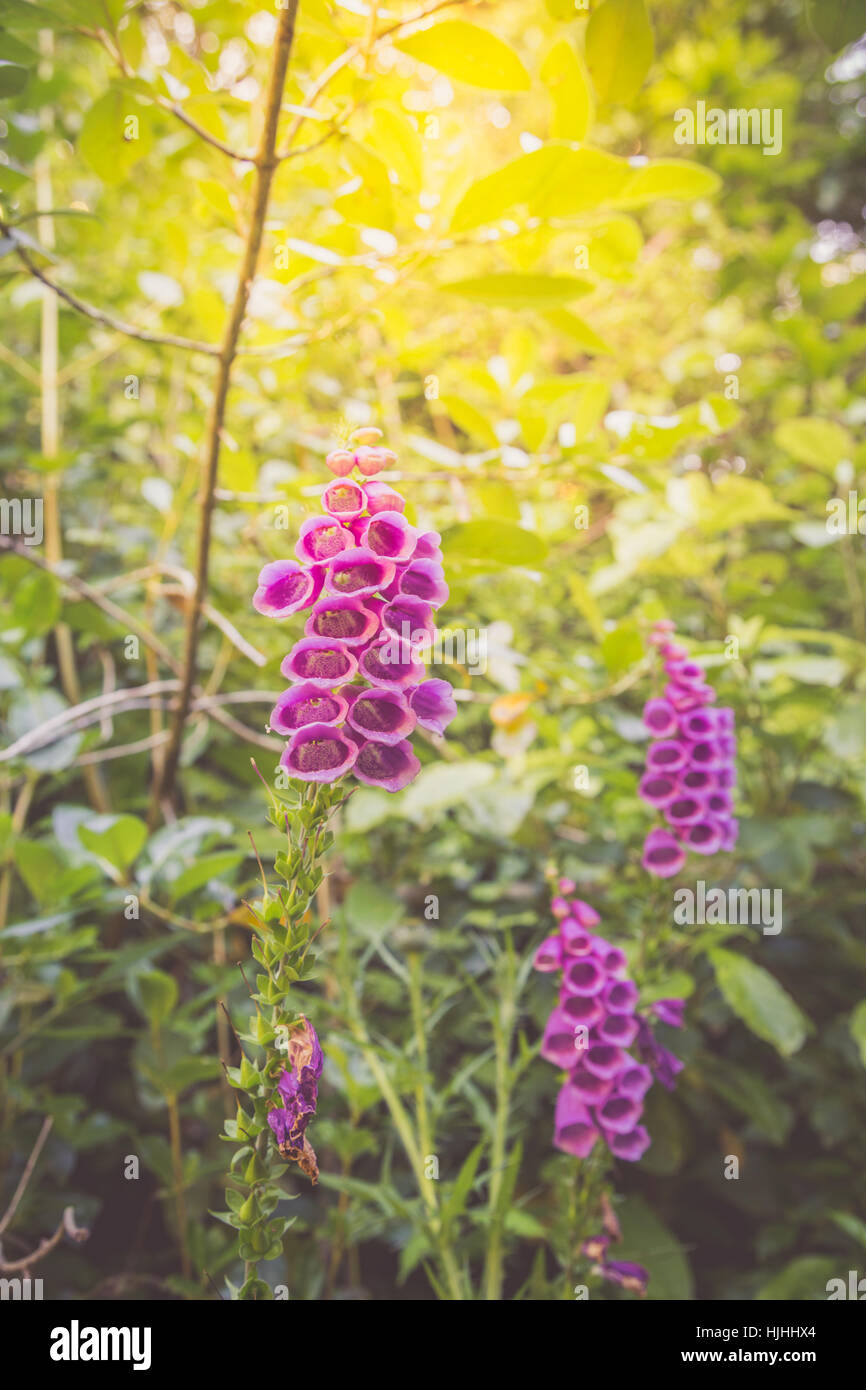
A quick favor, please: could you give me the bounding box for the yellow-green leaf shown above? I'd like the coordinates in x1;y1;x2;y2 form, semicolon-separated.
774;417;854;470
585;0;654;106
396;20;531;91
441;273;592;308
541;38;594;141
617;159;721;206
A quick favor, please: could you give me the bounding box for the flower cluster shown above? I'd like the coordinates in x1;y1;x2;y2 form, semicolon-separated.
533;880;684;1162
266;1017;323;1183
639;619;738;878
254;427;456;792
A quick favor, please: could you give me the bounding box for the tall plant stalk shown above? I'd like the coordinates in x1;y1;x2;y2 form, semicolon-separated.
152;0;300;815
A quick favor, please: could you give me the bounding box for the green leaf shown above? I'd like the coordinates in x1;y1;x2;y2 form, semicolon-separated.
756;1256;839;1300
774;416;854;470
79;814;147;873
709;949;810;1057
137;969;178;1029
541;38;594;141
438;394;500;449
616;1196;694;1300
396;21;531;91
617;159;722;206
0;59;29;96
78;88;155;184
585;0;654;106
849;1000;866;1067
442;520;548;566
442;1142;484;1232
451;144;633;230
441;274;591;309
807;0;865;51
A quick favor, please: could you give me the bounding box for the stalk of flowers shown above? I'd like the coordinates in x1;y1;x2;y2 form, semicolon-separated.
223;428;456;1299
533;879;684;1165
254;425;456;796
639;619;738;879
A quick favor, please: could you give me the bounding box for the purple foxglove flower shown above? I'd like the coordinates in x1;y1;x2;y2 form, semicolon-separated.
639;772;679;807
641;828;686;878
606;1125;651;1162
581;1234;612;1263
558;876;577;894
382;595;436;648
550;896;570;919
665;681;710;713
359;637;426;691
541;1007;581;1067
560;918;594;956
569;1064;614;1106
253;560;323;618
267;1018;323;1182
346;688;416;745
603;979;639;1013
304;595;380;648
414;530;443;561
570;899;601;929
687;739;725;770
554;1084;600;1158
719;816;738;850
646;739;689;774
352;738;421;792
295;515;354;564
636;1018;685;1091
583;1043;625;1080
617;1061;653;1100
361;509;419;562
533;934;563;973
682;820;723;854
665;794;706;827
643;698;678;738
714;706;735;732
321;478;367;521
326;546;396;598
593;943;628;977
280;636;359;688
679;709;716;741
560;992;604;1029
652;999;685;1028
597;1093;644;1134
597;1012;640;1048
598;1260;649;1294
409;679;457;735
363;481;405;515
664;659;704;687
561;957;607;997
395;557;449;609
678;768;714;794
270;683;349;735
279;722;358;783
715;765;736;790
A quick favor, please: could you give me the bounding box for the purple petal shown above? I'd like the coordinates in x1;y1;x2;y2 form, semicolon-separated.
346;688;416;745
352;738;420;792
280;636;359;688
280;722;358;783
409;678;457;735
270;683;349;734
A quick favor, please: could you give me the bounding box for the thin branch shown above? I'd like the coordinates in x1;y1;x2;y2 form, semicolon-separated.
0;224;219;357
0;1117;53;1237
154;0;301;812
0;1206;89;1274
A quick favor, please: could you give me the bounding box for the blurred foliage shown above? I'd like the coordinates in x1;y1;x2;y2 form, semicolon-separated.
1;0;865;1301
